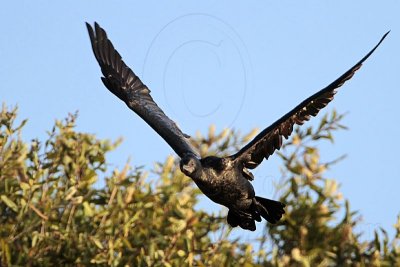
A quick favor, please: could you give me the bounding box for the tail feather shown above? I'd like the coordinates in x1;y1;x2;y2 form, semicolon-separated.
255;196;285;224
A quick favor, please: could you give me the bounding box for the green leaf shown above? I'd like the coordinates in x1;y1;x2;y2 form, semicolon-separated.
1;195;18;212
91;237;104;249
20;182;30;191
83;201;94;217
65;186;77;200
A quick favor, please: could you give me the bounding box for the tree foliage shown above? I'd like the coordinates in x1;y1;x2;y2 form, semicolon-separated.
0;104;399;266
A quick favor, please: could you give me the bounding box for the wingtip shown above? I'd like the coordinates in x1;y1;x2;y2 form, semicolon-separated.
371;30;390;53
85;22;103;33
94;22;104;36
85;22;92;31
376;31;390;47
382;30;390;39
353;30;389;66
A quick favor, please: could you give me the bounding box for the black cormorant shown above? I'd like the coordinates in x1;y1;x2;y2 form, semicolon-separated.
86;22;388;231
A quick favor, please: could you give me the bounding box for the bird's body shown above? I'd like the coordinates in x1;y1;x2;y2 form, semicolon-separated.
86;22;388;231
180;154;285;230
191;156;251;207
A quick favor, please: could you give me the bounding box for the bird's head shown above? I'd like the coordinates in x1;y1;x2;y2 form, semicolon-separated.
180;154;201;177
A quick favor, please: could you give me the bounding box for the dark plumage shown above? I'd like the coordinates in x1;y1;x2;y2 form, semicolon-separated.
86;22;388;231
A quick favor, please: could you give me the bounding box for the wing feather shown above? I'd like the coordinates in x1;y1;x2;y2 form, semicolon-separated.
86;22;198;158
232;31;389;170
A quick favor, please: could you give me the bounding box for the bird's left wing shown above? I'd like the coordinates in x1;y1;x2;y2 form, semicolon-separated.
86;22;198;158
231;31;389;170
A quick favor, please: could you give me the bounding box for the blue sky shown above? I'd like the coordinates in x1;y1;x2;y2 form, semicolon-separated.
1;1;399;242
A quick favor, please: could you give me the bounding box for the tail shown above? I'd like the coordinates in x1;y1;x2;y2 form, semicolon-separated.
255;196;285;224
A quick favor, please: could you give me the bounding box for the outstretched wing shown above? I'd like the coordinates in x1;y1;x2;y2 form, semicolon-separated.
231;31;389;170
86;22;198;158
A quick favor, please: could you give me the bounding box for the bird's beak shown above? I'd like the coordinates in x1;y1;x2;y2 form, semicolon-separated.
181;164;194;175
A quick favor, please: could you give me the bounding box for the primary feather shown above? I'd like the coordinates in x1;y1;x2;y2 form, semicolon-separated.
86;22;198;158
231;31;389;170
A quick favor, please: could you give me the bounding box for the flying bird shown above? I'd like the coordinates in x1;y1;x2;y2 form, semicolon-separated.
86;22;388;231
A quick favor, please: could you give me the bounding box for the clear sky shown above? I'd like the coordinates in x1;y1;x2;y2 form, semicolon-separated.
1;1;399;242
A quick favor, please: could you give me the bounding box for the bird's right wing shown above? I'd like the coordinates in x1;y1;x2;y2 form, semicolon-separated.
86;22;198;158
231;31;389;170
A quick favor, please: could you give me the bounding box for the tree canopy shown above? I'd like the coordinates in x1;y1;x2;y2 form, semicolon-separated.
0;104;399;266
